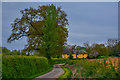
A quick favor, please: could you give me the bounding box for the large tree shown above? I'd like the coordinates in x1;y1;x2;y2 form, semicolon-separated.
8;4;68;59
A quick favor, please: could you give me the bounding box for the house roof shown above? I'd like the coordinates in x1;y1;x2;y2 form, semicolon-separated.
72;49;88;54
63;49;88;55
63;52;69;55
79;50;88;54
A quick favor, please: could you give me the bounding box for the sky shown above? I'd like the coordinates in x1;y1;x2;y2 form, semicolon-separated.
2;2;118;50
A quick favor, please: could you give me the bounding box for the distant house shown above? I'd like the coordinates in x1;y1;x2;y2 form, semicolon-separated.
77;50;88;58
62;49;88;59
62;53;69;58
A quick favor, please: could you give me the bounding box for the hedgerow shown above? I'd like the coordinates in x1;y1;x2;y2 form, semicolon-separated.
2;55;50;78
51;58;68;64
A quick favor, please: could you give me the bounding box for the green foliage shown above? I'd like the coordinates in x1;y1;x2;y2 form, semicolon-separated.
92;44;109;56
2;47;26;56
58;65;72;78
109;48;118;56
51;58;68;64
69;53;73;60
55;55;61;58
107;39;120;57
2;55;50;78
2;47;11;55
41;4;60;59
11;50;22;55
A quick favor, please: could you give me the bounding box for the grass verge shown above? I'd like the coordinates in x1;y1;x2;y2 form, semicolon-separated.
58;65;72;79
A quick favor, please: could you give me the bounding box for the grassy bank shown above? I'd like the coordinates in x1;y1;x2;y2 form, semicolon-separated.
72;58;120;78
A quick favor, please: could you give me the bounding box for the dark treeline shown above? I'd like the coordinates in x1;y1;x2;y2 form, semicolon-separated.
2;47;26;56
64;39;120;59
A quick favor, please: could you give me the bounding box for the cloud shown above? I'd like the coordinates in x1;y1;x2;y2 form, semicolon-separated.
69;21;117;36
67;20;117;46
70;32;96;38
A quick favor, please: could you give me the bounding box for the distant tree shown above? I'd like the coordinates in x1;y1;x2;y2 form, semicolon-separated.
71;45;76;54
116;41;120;56
86;48;91;58
83;41;90;49
11;50;18;55
2;47;11;55
89;50;99;59
21;51;26;55
16;50;21;55
107;39;119;56
112;41;120;56
76;46;86;50
107;39;118;47
64;46;71;54
92;44;109;56
7;4;68;59
91;43;97;48
69;52;73;59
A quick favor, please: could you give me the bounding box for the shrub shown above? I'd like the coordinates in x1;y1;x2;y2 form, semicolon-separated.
2;55;50;78
51;58;68;64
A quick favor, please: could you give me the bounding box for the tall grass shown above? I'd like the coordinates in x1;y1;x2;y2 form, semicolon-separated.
2;55;51;78
73;58;120;78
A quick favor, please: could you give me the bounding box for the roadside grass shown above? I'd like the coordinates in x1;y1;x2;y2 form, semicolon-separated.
58;65;72;79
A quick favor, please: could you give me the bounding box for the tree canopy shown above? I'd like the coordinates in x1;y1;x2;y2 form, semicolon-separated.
8;4;69;59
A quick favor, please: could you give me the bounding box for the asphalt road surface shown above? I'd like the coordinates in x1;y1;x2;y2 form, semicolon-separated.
33;64;64;80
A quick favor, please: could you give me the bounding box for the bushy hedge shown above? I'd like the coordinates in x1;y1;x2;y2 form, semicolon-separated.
65;60;77;65
51;58;68;64
2;55;50;78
